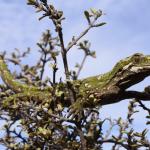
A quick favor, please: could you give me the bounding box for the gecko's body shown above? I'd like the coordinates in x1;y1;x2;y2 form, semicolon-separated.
0;53;150;109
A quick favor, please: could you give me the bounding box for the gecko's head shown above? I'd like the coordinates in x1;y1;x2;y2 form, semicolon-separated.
130;53;150;66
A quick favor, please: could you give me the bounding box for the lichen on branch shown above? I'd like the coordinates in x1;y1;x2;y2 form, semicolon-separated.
0;53;150;110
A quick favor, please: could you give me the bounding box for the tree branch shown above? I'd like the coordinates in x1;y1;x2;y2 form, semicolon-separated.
0;53;150;108
121;91;150;101
66;18;98;52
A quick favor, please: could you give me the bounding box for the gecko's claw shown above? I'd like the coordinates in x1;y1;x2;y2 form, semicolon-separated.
67;101;84;121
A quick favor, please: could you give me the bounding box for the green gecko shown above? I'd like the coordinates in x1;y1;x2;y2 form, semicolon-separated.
0;53;150;112
69;53;150;117
80;53;150;91
0;55;52;108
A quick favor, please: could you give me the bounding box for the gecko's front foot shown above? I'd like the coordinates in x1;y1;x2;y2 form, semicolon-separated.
68;100;84;121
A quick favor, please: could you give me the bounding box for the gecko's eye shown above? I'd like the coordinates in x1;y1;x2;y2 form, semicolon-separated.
131;53;144;64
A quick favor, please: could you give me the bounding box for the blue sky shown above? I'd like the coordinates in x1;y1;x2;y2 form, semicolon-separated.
0;0;150;148
0;0;150;75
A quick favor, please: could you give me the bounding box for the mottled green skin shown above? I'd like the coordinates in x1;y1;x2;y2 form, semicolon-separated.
80;53;150;91
0;56;52;107
68;53;150;112
0;56;40;93
0;54;150;109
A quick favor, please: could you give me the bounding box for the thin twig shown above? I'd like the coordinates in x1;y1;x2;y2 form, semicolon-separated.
40;52;47;80
10;130;27;143
136;99;150;115
48;113;75;123
57;28;70;80
77;54;87;78
37;43;48;80
99;139;129;149
52;62;57;85
76;123;87;150
66;18;98;52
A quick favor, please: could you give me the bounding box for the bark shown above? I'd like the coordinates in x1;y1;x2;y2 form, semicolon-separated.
0;53;150;109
